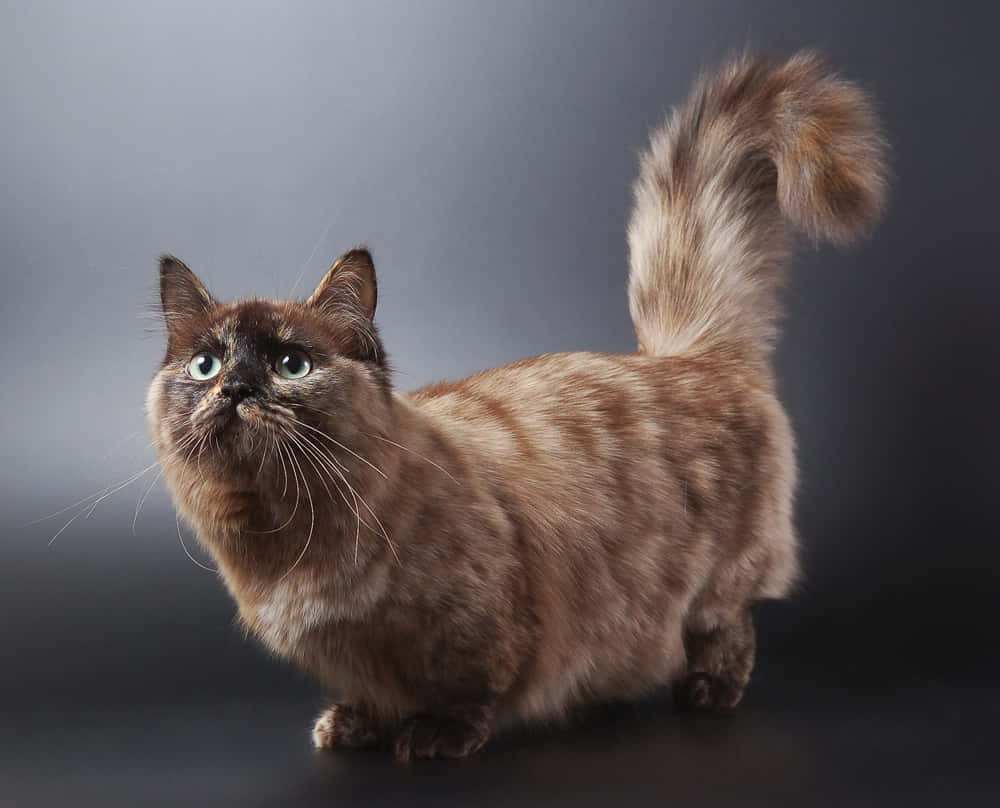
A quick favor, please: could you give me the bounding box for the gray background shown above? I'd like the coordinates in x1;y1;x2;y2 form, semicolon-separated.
2;1;998;805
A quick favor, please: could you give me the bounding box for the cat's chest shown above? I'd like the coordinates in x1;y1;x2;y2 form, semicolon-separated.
246;563;389;658
250;575;336;657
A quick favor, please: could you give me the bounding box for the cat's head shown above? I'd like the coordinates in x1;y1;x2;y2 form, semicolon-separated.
146;248;391;484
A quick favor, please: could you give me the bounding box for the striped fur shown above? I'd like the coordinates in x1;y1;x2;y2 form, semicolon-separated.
147;51;886;760
628;51;886;361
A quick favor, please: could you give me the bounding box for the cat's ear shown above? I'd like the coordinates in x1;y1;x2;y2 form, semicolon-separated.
306;247;377;321
159;255;215;326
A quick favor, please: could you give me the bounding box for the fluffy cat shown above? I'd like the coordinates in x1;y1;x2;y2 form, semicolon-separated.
147;51;886;760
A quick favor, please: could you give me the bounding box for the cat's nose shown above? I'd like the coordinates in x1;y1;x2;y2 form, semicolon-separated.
220;380;254;404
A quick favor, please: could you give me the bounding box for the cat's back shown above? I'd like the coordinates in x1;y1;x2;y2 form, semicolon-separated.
405;349;783;523
408;349;770;443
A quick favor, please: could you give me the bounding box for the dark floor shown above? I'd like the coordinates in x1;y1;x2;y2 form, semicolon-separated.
4;659;997;808
3;531;999;807
5;516;1000;808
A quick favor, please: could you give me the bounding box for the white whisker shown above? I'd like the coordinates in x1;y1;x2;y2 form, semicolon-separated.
46;461;164;545
286;433;339;513
284;428;397;565
286;416;387;480
99;430;144;463
362;432;460;486
278;436;291;499
132;467;164;534
246;438;300;534
256;434;272;476
131;432;202;535
276;443;314;582
289;431;368;551
321;448;398;564
288;217;335;299
176;511;216;572
26;457;168;528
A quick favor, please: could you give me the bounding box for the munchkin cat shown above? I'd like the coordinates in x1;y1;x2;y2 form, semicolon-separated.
147;51;886;760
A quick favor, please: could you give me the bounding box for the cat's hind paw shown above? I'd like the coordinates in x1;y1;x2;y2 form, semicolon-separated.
673;671;742;711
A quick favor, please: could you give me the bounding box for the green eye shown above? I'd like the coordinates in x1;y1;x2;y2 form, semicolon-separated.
276;350;311;379
187;353;222;380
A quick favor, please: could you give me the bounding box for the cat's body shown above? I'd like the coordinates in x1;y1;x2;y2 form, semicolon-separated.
148;52;886;759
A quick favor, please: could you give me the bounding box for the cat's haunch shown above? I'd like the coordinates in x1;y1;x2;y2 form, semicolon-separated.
147;51;886;760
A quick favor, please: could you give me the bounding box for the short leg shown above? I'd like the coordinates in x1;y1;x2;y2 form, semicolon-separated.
392;704;494;762
312;702;381;750
674;608;756;711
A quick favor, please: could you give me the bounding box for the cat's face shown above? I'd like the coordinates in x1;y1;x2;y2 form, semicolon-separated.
146;250;389;481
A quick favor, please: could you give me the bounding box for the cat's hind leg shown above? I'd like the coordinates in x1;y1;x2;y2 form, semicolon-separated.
673;607;755;711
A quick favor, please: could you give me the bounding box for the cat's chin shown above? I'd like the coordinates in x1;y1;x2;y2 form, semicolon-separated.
222;418;263;450
191;410;267;462
190;431;271;481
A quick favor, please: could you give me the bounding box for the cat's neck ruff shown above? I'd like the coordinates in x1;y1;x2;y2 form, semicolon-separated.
166;395;416;653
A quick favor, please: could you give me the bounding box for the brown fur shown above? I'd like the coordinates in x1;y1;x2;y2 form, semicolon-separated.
147;52;886;760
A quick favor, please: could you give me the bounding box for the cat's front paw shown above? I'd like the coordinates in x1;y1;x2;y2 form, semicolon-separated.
392;711;492;762
312;703;380;750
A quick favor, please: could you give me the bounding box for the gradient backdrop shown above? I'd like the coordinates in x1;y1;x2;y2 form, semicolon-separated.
2;1;998;806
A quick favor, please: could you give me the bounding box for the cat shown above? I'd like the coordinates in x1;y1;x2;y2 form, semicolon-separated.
147;50;886;760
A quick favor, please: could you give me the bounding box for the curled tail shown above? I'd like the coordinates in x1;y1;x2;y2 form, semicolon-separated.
627;51;887;361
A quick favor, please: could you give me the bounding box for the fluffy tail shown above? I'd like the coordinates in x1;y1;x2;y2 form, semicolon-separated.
627;51;887;361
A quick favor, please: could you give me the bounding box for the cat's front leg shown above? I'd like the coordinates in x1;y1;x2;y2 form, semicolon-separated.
312;702;382;750
392;703;494;761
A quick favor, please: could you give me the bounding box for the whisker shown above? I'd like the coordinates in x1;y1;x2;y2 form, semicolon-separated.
132;467;164;534
46;461;165;545
341;470;398;564
286;405;443;487
276;435;291;500
25;458;166;528
288;431;369;550
306;441;398;564
86;432;202;527
276;443;314;582
279;438;302;526
349;478;361;564
285;416;387;480
196;432;209;472
99;429;144;463
362;432;460;486
134;432;208;533
284;429;394;565
31;428;205;543
292;436;386;539
290;431;362;509
176;511;216;572
47;509;87;546
288;217;336;299
256;434;272;476
285;433;339;516
245;438;300;534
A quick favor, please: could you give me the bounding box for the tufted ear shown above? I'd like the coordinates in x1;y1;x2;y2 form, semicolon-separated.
159;255;215;327
306;247;377;321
